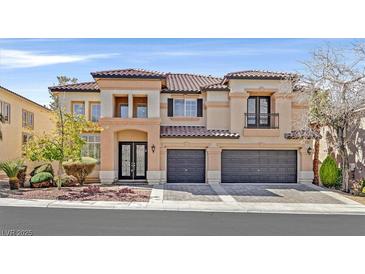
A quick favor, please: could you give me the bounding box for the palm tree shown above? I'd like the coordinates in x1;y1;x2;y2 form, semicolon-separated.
0;160;24;189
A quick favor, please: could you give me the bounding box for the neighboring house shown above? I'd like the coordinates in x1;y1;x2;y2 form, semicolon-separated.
0;85;54;179
319;109;365;181
49;68;314;185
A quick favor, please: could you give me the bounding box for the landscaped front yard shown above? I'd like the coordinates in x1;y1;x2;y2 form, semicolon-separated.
0;182;151;202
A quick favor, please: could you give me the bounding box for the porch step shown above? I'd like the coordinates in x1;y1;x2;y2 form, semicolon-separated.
114;180;148;186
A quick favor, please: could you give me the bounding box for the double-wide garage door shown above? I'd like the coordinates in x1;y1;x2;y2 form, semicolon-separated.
167;149;205;184
221;150;297;183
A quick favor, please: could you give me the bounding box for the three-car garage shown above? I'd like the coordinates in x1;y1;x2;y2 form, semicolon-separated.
166;149;297;184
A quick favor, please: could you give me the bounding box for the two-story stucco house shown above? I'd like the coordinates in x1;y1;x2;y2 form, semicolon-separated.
0;85;54;179
49;69;314;185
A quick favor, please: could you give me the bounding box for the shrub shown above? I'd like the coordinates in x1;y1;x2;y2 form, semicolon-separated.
320;155;340;188
62;157;97;186
58;175;78;187
31;171;53;184
30;163;54;177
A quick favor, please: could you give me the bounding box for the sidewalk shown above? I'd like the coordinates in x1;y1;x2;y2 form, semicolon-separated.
1;183;365;215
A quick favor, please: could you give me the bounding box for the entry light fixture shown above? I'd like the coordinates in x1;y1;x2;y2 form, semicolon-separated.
151;144;156;153
306;146;313;155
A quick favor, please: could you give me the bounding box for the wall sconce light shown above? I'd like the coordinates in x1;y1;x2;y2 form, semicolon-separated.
306;146;313;155
151;144;156;153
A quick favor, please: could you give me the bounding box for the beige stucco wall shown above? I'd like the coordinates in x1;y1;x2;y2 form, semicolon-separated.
0;87;55;177
205;91;230;130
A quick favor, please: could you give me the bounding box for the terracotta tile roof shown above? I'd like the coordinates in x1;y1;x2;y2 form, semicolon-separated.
160;126;239;138
224;70;298;80
201;82;229;91
91;68;166;79
49;81;100;92
163;73;222;93
284;129;322;140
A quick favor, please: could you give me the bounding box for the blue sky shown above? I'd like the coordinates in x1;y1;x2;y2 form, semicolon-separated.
0;38;362;106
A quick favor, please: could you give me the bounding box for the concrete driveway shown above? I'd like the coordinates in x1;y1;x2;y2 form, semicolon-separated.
160;183;346;204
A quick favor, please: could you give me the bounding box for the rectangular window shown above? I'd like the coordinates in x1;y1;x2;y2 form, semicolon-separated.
90;102;101;122
173;99;185;116
120;104;129;118
185;99;197;117
22;110;34;129
136;104;147;118
81;134;101;161
247;96;271;127
72;102;85;116
0;100;11;123
173;99;198;117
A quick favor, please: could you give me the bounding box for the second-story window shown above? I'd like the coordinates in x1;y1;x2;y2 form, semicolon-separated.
72;102;85;116
170;98;201;117
90;102;101;122
0;100;11;123
136;103;147;118
247;96;270;127
22;110;34;129
120;104;129;118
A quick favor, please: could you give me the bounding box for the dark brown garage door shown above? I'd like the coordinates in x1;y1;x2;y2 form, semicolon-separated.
167;149;205;183
221;150;297;183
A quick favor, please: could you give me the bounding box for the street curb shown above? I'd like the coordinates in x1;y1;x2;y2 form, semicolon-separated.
1;197;365;215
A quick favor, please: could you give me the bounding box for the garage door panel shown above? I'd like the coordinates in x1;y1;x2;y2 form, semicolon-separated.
222;150;297;183
167;149;205;184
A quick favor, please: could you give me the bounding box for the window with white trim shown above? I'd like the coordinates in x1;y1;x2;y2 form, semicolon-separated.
173;99;197;117
81;134;100;161
0;100;11;123
22;110;34;129
72;102;85;116
90;102;101;122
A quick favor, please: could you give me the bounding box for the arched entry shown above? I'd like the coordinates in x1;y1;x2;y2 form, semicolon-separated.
117;130;148;180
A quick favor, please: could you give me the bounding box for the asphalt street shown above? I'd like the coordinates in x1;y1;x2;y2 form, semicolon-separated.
0;206;364;236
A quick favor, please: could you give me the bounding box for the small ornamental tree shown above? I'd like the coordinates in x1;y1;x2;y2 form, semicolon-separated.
319;155;340;188
25;112;100;189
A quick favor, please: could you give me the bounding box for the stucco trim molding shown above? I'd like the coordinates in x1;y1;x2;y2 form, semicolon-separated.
228;92;249;98
99;117;161;126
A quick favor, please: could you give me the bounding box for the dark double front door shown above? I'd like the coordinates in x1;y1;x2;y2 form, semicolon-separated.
119;142;147;180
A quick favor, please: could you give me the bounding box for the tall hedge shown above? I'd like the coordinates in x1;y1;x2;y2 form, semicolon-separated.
320;155;340;187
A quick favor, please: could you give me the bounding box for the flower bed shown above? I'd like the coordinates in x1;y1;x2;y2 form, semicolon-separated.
0;182;151;202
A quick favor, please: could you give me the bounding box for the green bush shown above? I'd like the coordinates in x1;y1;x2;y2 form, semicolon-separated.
30;163;54;177
30;172;54;184
62;157;97;186
320;156;340;188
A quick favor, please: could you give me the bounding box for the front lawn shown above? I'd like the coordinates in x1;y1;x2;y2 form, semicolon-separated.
0;182;151;202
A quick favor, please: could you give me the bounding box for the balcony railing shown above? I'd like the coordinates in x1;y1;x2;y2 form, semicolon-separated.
244;113;279;129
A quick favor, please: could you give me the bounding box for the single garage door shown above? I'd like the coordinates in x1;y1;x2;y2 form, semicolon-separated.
221;150;297;183
167;149;205;183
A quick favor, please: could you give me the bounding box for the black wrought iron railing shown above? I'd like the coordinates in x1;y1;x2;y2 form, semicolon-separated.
244;113;279;129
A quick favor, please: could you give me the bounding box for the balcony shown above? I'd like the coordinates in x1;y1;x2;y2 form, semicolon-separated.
244;113;279;129
114;96;148;118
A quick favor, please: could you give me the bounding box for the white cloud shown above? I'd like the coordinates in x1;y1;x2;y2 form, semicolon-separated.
0;49;118;68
